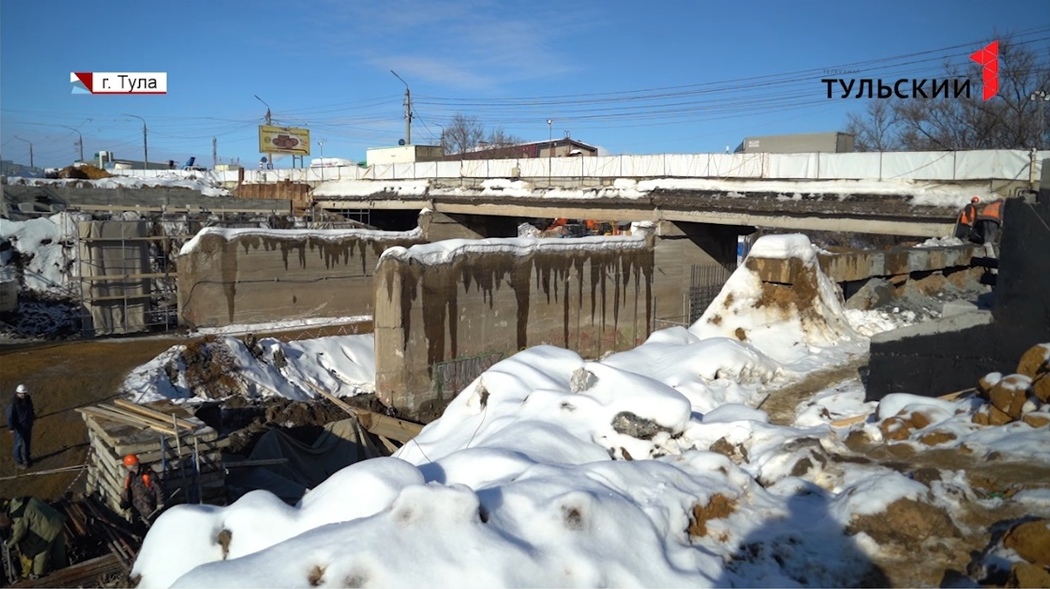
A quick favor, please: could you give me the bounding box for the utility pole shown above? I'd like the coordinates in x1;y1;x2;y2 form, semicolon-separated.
1031;90;1050;150
390;70;412;145
13;136;33;168
255;95;272;168
547;119;553;185
59;125;84;162
123;114;148;170
212;137;218;168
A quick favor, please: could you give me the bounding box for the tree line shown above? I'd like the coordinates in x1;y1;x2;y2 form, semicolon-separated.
846;37;1050;151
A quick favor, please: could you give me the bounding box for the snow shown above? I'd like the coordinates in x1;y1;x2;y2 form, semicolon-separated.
122;333;377;403
426;177;990;207
0;212;86;294
178;226;422;256
127;232;1050;588
311;179;429;198
5;174;231;197
380;234;647;265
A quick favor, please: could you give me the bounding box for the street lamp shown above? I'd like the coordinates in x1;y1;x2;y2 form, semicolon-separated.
13;136;33;168
254;95;274;169
318;140;325;181
123;114;148;170
58;124;86;162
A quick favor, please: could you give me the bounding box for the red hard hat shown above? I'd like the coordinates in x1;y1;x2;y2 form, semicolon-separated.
123;454;140;467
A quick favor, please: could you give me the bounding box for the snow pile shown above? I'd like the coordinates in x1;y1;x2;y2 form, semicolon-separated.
6;174;231;197
134;345;899;589
122;334;376;403
691;234;860;367
0;212;87;295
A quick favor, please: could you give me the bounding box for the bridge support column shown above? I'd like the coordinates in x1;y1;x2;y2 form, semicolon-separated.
652;221;746;329
421;210;523;241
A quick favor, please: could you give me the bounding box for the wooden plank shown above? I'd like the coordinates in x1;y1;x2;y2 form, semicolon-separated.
830;414;869;428
361;413;423;444
112;398;197;431
11;553;125;588
376;435;400;455
938;387;976;401
78;406;177;436
303;382;423;443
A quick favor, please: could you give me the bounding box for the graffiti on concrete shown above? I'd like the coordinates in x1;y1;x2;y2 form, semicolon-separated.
433;351;504;398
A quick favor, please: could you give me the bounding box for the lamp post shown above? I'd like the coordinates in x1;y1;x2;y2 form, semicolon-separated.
13;136;33;168
59;125;86;162
1031;90;1050;150
318;140;325;181
255;95;272;169
390;70;412;145
123;114;148;170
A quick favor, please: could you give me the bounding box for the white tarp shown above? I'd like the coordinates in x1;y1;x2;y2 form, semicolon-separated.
111;149;1046;185
765;153;819;179
879;151;956;180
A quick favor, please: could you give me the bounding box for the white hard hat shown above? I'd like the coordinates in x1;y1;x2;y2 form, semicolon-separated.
15;384;27;394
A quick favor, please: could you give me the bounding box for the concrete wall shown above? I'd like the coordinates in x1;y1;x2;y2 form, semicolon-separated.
419;210;524;241
177;230;425;328
748;244;981;284
374;239;654;421
652;222;740;326
866;197;1050;400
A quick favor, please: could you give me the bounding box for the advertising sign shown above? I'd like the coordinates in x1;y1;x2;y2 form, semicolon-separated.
259;125;311;155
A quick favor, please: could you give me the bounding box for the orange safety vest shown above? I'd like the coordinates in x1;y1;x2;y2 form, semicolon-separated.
977;199;1003;222
958;203;978;226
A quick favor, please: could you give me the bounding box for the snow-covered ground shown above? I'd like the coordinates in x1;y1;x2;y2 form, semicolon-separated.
125;234;1050;588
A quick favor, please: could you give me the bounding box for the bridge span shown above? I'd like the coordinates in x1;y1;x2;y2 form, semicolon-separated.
314;180;970;237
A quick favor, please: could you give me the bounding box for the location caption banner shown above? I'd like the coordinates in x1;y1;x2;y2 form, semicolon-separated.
71;72;167;95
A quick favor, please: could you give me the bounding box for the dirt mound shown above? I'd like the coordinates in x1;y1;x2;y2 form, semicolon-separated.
59;164;111;179
848;497;960;545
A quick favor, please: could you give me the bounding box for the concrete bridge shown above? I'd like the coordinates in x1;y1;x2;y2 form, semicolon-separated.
101;148;1047;238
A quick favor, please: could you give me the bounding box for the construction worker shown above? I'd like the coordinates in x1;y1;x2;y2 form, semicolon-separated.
954;196;981;241
975;197;1004;257
120;454;165;529
0;497;68;579
5;384;35;469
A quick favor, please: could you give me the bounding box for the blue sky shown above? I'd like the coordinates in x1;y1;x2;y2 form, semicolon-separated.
1;0;1046;168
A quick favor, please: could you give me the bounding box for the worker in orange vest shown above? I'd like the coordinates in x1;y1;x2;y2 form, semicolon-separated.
120;454;165;529
954;196;981;241
975;197;1004;257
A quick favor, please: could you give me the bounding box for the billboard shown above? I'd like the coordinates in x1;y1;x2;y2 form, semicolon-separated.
258;125;311;155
